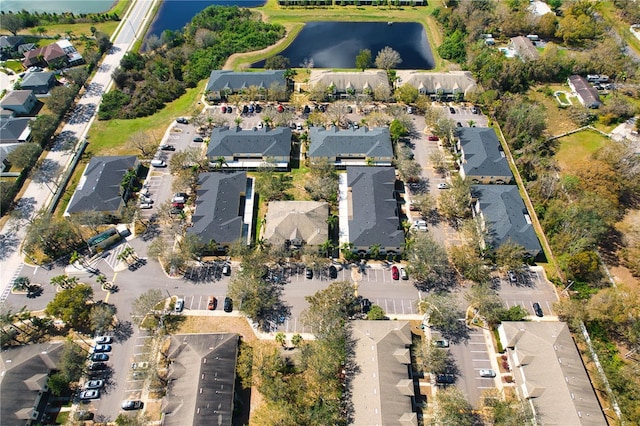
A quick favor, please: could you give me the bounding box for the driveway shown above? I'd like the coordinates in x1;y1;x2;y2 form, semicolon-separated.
495;266;559;318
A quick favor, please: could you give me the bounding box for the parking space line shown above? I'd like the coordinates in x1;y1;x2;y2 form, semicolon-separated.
393;299;396;314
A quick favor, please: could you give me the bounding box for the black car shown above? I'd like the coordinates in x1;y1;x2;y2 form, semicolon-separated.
87;362;107;371
226;106;233;113
305;268;313;279
329;265;338;279
361;298;372;313
449;107;456;114
193;136;204;142
242;105;248;114
533;302;544;317
223;297;233;312
456;122;462;127
176;117;188;124
255;104;262;113
121;400;144;411
91;353;109;362
436;374;455;385
159;144;175;151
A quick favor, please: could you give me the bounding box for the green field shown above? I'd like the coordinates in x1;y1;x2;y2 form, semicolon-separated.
555;130;609;173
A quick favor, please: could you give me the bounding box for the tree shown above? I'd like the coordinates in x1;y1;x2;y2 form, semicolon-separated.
355;48;372;71
12;276;30;292
406;233;451;289
415;340;450;374
265;55;290;70
448;244;490;283
432;386;475;425
302;281;356;340
291;333;303;348
419;293;466;342
131;289;165;326
47;85;78;118
465;283;505;327
375;46;402;70
275;332;286;347
389;119;408;143
495;241;527;272
90;303;117;334
394;84;419;104
326;101;349;127
437;29;467;63
2;14;24;36
7;143;41;169
45;284;94;331
127;131;156;158
29;114;58;146
373;83;392;102
50;275;79;290
367;304;386;320
438;175;471;224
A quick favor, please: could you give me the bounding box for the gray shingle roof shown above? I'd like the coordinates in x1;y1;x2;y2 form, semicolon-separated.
0;35;24;49
0;116;31;143
263;201;329;246
206;126;291;160
568;75;602;108
398;70;477;96
163;334;238;426
457;127;513;181
347;167;404;251
500;322;607;426
188;172;247;245
0;342;63;425
65;155;138;215
308;70;390;92
21;71;56;90
510;36;540;61
0;90;34;107
472;185;542;257
309;126;393;159
351;321;417;426
205;70;286;93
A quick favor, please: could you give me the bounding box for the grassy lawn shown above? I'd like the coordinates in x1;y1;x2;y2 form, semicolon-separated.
85;81;207;156
555;91;570;105
554;130;609;173
528;86;576;136
3;60;23;73
226;0;444;70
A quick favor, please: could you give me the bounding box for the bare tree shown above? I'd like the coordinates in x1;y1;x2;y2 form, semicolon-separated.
128;132;156;158
326;101;350;127
32;159;61;194
375;46;402;70
373;83;392;102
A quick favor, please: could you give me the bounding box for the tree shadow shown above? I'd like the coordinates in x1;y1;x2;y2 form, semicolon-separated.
112;321;134;342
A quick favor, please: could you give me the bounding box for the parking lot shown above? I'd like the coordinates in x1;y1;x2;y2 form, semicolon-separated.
495;267;558;318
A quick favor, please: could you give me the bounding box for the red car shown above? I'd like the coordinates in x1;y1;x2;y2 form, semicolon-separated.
391;265;399;280
428;135;439;141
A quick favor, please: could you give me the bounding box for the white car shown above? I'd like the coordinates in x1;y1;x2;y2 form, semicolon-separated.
79;389;100;400
140;202;153;209
257;122;264;129
84;380;104;390
437;183;449;190
150;159;166;168
479;369;496;378
95;336;112;344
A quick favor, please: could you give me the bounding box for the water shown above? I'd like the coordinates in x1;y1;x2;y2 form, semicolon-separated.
0;0;114;14
253;22;434;69
146;0;266;38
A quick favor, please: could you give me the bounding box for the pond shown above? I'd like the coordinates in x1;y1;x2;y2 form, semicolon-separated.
145;0;266;39
253;21;434;69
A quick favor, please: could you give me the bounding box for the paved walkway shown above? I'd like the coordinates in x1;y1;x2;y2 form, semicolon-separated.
0;0;158;300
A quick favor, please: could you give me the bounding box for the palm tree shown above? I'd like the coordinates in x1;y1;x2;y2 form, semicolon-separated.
369;244;381;259
96;275;107;287
326;214;338;233
234;117;243;128
275;332;286;347
320;239;334;258
13;276;30;292
213;156;228;170
291;333;303;348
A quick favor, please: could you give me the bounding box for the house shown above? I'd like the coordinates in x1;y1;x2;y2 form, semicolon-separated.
206;126;292;170
205;70;287;101
0;35;24;58
454;127;513;184
162;334;239;426
397;70;477;101
510;36;540;62
568;75;602;109
0;342;64;425
471;185;543;258
187;172;255;251
341;167;404;256
498;322;607;426
351;321;417;426
308;126;394;167
64;156;139;220
22;40;83;69
0;90;38;115
308;70;389;98
263;201;329;250
21;71;57;95
0;116;33;144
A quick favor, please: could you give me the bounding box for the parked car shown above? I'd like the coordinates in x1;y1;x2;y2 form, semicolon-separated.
79;389;100;400
88;362;107;371
533;302;544;317
139;196;152;204
176;117;188;124
436;374;455;384
159;144;175;151
329;265;338;279
406;106;413;114
296;123;303;131
172;193;187;203
226;106;233;114
131;361;149;370
75;411;94;421
140;202;153;209
305;268;313;279
400;267;408;280
93;344;111;353
193;136;204;142
84;380;104;390
427;135;439;141
242;105;248;114
508;270;517;283
121;400;144;410
434;339;449;348
223;296;233;312
479;369;496;378
361;298;372;313
220;106;227;113
248;104;255;113
449;107;456;114
91;353;109;362
222;264;231;276
437;183;449;189
471;106;479;114
257;121;264;129
207;296;217;310
175;298;184;312
456;122;462;127
150;159;166;168
95;336;112;344
391;265;399;280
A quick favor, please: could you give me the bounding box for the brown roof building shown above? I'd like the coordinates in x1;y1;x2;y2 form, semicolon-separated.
568;75;602;109
510;36;540;62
